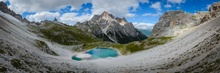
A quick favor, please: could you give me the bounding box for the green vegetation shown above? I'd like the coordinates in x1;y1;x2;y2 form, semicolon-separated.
144;36;174;45
35;40;58;56
39;23;98;45
11;59;22;69
192;15;197;18
0;66;7;72
81;36;174;55
0;48;5;54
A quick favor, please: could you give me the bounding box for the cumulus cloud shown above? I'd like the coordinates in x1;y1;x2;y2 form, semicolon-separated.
0;0;6;2
142;12;162;17
91;0;149;18
6;0;151;25
207;4;211;10
60;13;91;25
133;22;154;30
164;4;172;8
27;11;60;22
167;0;185;4
150;2;161;11
8;0;90;14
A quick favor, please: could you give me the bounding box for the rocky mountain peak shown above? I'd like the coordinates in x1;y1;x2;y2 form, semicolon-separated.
100;11;114;20
115;17;128;26
200;2;220;23
75;11;147;44
53;18;58;21
0;1;30;23
151;10;204;37
209;2;220;13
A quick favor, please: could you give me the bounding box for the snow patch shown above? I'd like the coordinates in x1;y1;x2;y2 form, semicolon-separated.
76;53;92;58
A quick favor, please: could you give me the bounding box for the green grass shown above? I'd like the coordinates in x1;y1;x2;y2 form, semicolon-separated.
0;48;5;54
35;40;58;56
81;36;174;55
38;23;98;45
11;59;22;69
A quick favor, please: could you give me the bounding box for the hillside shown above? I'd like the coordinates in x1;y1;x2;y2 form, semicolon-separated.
0;1;220;73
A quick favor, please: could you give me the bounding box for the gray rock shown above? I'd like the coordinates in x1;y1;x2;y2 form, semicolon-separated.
151;10;206;37
75;11;147;44
200;2;220;23
0;1;30;23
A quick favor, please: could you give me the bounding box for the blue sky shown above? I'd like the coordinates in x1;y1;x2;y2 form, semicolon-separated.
1;0;219;30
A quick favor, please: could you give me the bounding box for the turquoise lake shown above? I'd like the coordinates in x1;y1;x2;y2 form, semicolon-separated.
72;48;119;61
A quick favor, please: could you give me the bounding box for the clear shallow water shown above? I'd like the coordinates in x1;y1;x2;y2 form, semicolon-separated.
72;48;119;61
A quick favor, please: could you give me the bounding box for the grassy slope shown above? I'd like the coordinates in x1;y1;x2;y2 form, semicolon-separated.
32;22;98;45
82;36;174;55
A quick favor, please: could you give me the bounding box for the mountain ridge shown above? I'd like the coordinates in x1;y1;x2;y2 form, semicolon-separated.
75;11;147;44
0;1;220;73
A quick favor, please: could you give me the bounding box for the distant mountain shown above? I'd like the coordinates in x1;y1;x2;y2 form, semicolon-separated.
75;11;147;44
138;29;152;36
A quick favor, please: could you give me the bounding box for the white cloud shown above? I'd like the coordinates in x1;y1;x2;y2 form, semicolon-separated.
142;12;162;17
207;4;211;10
26;11;60;22
167;0;185;4
60;13;91;25
8;0;91;14
91;0;149;18
0;0;6;2
164;4;172;8
133;22;155;30
150;2;161;11
126;13;136;17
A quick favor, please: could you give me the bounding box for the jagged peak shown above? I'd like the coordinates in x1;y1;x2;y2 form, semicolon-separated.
100;11;114;20
0;1;30;23
101;11;109;15
53;18;58;21
209;2;220;12
119;17;128;26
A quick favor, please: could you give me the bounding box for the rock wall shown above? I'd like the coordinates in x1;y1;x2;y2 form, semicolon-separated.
0;2;29;23
75;11;147;44
151;10;206;37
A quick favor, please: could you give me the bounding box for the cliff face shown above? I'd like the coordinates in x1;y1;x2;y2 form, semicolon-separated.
75;11;147;44
0;2;29;23
151;10;206;37
200;2;220;23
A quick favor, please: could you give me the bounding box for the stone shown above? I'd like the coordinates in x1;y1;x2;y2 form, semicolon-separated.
0;2;30;23
151;10;205;37
75;11;147;44
200;2;220;23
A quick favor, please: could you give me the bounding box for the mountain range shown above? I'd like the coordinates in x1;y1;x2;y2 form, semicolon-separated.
75;11;147;44
0;1;220;73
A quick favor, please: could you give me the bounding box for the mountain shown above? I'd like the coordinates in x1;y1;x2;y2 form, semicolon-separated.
0;2;29;23
200;2;220;23
138;29;152;36
1;1;220;73
75;11;147;44
151;10;207;37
